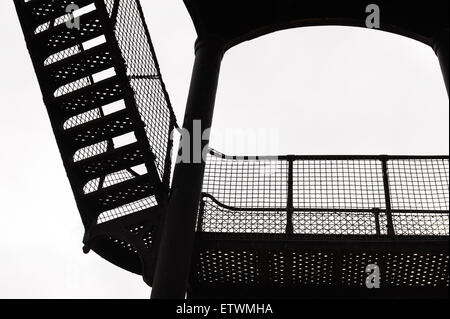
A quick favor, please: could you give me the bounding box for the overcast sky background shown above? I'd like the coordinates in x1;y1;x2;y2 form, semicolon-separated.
0;1;448;298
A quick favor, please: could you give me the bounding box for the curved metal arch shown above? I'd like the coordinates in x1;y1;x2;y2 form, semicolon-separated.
184;0;449;51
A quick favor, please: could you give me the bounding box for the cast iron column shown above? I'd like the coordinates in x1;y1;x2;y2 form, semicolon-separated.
151;38;224;299
433;28;449;96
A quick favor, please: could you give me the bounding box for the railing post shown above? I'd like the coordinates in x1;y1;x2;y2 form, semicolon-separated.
151;38;224;299
433;28;449;97
381;156;395;236
372;208;381;236
196;197;206;233
286;157;295;234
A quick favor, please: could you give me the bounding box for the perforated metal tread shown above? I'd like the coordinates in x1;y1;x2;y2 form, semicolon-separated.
14;0;176;285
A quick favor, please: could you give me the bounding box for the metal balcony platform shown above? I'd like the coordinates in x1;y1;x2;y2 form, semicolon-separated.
188;151;449;298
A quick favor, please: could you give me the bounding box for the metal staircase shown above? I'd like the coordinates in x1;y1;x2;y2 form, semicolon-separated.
14;0;176;285
15;0;449;298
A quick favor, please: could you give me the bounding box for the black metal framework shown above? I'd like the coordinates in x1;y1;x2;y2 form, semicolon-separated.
198;150;449;237
14;0;176;285
184;0;449;50
156;1;449;299
14;0;449;299
188;152;449;298
189;235;449;299
151;38;224;298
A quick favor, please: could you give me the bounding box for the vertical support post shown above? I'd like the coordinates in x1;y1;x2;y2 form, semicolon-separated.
196;197;205;232
286;157;294;234
433;28;449;97
151;38;224;299
372;208;381;236
381;156;395;236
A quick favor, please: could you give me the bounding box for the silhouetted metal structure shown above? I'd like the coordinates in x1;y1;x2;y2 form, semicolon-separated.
14;0;176;285
14;0;449;299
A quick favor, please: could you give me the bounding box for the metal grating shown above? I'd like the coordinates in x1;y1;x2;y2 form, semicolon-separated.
17;0;449;294
196;249;260;285
383;253;449;288
199;151;449;237
270;252;335;286
391;211;449;236
192;240;449;292
200;196;286;234
292;211;389;235
15;0;175;281
388;159;449;211
112;0;175;182
203;152;289;209
293;160;386;210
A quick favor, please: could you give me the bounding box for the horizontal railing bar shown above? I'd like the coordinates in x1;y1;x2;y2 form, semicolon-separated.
201;193;286;212
380;155;450;160
196;232;450;242
389;209;450;214
207;149;449;161
201;194;449;214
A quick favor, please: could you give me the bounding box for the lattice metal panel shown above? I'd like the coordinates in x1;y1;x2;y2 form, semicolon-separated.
203;152;289;209
388;159;449;211
292;211;388;235
199;198;390;236
199;197;286;233
111;0;175;182
391;211;449;236
293;160;386;210
200;153;449;237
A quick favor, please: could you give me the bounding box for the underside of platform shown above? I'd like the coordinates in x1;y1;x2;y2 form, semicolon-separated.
189;234;448;299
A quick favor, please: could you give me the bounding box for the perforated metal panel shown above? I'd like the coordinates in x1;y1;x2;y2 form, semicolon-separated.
191;235;449;298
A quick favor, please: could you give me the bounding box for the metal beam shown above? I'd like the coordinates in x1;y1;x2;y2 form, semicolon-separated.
434;28;449;96
151;38;224;299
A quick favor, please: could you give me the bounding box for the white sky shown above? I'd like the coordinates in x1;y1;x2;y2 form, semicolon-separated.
0;1;448;298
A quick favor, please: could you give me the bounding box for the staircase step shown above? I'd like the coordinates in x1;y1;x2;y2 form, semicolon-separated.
83;174;156;213
63;109;137;152
44;43;114;89
52;77;124;121
25;0;95;29
33;10;104;60
14;0;174;288
72;142;146;183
